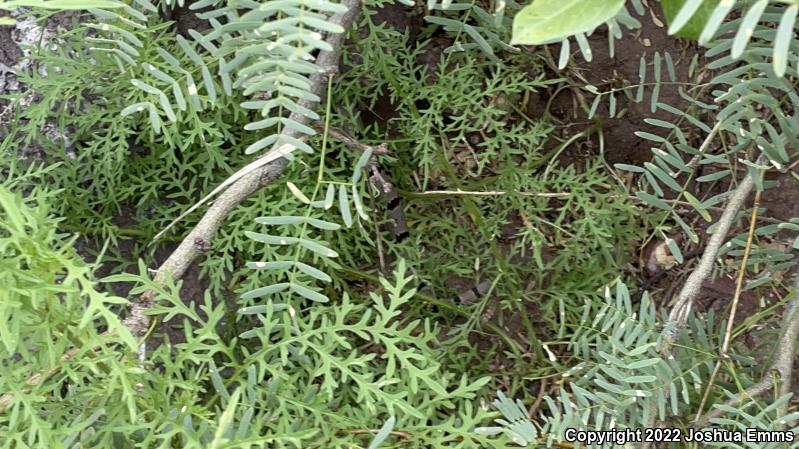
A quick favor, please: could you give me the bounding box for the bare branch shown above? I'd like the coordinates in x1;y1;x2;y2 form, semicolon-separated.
662;168;756;346
640;165;758;449
694;178;764;421
124;0;362;340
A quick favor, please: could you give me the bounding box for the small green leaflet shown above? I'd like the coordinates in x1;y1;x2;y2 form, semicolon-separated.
299;238;338;258
291;282;329;302
239;304;289;314
324;184;335;209
339;184;352;228
296;261;332;282
367;416;396;449
255;216;341;231
664;236;684;264
351;147;373;184
614;163;645;173
245;231;299;246
731;0;768;59
241;283;290;300
246;261;294;270
352;185;368;220
773;5;798;77
286;181;310;204
636;191;670;210
511;0;624;45
210;388;241;449
626;358;662;370
683;191;711;222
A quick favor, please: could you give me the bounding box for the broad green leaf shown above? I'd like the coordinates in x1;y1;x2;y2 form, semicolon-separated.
510;0;624;46
661;0;719;40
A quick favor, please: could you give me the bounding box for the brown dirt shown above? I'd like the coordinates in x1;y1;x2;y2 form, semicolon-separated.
761;171;799;222
0;21;24;68
534;9;704;167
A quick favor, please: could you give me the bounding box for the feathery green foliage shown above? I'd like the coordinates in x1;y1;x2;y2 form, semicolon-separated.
2;0;799;447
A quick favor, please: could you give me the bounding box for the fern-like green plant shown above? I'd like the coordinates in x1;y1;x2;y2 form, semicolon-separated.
478;283;720;447
195;0;347;156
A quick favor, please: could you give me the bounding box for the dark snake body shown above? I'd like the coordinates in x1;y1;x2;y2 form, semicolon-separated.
367;159;492;309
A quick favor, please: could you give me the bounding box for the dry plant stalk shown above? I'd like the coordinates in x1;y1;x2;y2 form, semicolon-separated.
661;168;757;346
696;274;799;426
694;176;763;422
641;164;758;449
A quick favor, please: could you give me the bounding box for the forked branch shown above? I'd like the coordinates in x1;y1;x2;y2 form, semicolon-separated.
661;168;757;347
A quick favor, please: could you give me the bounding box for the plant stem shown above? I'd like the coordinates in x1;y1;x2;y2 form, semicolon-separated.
337;265;522;352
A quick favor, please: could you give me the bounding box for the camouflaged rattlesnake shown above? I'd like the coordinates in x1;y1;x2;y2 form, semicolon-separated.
360;132;496;320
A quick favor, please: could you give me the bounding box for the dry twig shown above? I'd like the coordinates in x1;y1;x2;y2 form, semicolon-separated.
641;165;758;449
123;0;362;341
661;168;757;346
694;175;763;421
